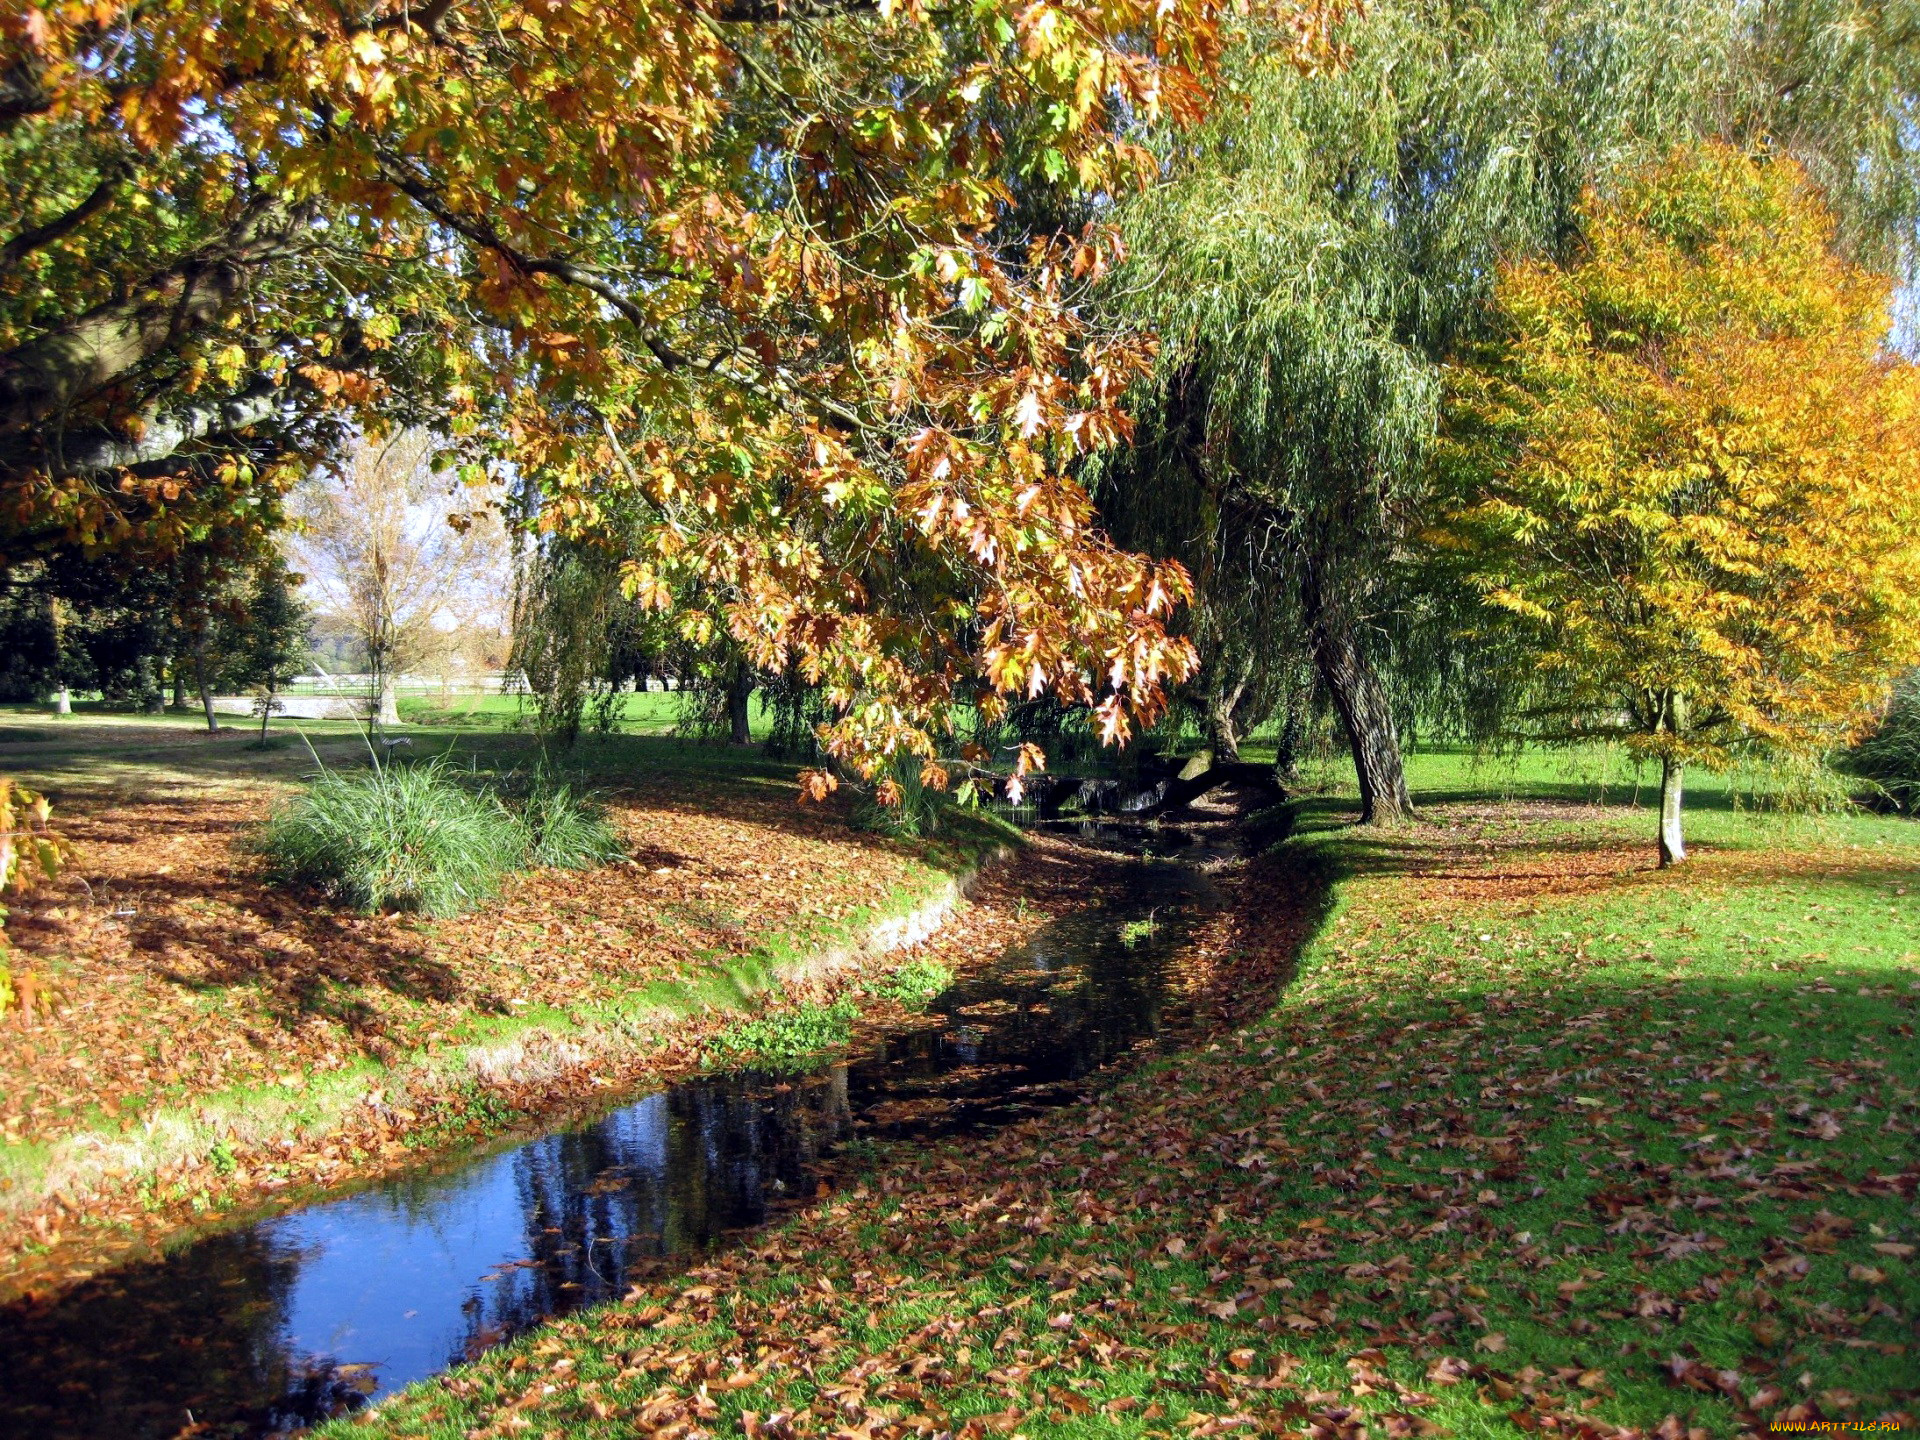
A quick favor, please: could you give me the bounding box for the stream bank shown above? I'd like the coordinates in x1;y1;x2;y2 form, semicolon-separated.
0;810;1018;1309
0;810;1253;1439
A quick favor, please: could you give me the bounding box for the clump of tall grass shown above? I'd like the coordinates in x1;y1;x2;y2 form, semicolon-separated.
261;751;623;916
851;753;946;839
512;758;626;869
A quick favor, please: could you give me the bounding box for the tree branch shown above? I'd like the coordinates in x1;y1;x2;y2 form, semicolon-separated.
0;162;129;278
375;151;883;437
0;59;53;135
373;152;691;370
27;376;290;476
0;195;315;433
708;0;877;19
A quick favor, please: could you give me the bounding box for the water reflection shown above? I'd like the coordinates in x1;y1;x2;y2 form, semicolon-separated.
0;835;1213;1439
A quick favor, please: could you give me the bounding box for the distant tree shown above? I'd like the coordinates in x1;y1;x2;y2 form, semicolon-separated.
510;528;765;750
235;562;310;743
0;552;196;711
290;432;508;728
173;544;247;730
1434;145;1920;864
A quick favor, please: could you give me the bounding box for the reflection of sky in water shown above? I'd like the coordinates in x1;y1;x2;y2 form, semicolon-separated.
0;835;1219;1440
264;1094;673;1392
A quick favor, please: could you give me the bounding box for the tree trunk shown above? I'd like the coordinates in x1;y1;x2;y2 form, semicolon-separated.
171;659;188;710
1206;672;1248;763
259;686;275;744
727;665;754;746
375;668;401;729
1274;697;1304;787
1658;755;1686;867
1302;573;1408;824
52;684;70;714
192;634;218;732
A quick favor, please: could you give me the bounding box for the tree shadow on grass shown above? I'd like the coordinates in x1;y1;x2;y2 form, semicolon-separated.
12;718;1012;887
1242;962;1920;1428
123;869;477;1022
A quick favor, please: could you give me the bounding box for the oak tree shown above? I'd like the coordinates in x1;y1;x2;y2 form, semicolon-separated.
2;0;1347;790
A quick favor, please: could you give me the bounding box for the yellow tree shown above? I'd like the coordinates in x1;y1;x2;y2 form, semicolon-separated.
1435;144;1920;864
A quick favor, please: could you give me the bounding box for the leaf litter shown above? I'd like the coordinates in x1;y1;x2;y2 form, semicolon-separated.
323;801;1919;1440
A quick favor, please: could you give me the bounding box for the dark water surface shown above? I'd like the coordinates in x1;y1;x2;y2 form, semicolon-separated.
0;829;1216;1439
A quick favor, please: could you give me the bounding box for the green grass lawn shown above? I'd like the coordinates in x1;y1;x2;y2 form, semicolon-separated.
0;694;789;794
395;689;732;735
323;753;1919;1440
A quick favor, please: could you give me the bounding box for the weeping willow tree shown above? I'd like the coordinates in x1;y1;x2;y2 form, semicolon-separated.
1101;0;1920;822
509;539;629;748
510;534;769;749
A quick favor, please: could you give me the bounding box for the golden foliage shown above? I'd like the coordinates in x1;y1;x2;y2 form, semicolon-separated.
0;775;69;1020
1437;143;1920;765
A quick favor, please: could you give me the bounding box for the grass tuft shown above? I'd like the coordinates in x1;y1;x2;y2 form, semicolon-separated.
260;752;623;916
261;753;524;916
512;759;626;869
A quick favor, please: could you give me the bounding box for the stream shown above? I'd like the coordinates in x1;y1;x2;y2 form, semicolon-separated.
0;824;1220;1439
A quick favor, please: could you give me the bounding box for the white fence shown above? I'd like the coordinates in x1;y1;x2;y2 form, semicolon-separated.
209;694;372;719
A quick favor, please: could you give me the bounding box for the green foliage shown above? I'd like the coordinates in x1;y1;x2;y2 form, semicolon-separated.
760;670;832;762
866;959;952;1010
260;753;621;916
236;560;311;741
704;997;860;1072
1844;671;1920;813
1102;0;1732;756
508;542;628;748
0;538;296;710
